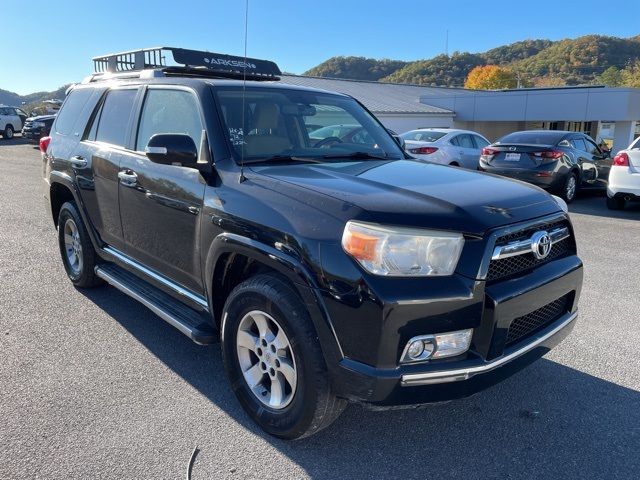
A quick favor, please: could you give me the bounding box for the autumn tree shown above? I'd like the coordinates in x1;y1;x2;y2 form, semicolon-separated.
464;65;518;89
621;60;640;88
597;66;623;86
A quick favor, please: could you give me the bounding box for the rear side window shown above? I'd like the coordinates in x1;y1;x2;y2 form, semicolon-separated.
570;138;587;152
454;134;475;148
55;88;93;135
136;89;203;152
93;89;137;147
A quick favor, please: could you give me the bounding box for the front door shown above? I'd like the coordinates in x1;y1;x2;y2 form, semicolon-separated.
118;87;207;293
585;136;612;185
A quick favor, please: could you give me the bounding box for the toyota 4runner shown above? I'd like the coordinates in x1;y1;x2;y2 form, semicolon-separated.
42;47;583;439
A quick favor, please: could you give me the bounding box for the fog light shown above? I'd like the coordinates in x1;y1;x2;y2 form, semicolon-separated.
407;340;425;359
400;329;472;364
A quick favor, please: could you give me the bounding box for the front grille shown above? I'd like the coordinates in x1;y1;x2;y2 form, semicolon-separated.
506;294;570;346
23;121;33;128
487;219;574;282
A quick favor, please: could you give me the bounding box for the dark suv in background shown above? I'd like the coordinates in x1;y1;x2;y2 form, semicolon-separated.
22;114;56;141
42;48;583;439
479;130;612;202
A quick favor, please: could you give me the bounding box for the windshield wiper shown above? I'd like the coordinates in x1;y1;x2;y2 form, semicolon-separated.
321;151;389;160
243;155;325;165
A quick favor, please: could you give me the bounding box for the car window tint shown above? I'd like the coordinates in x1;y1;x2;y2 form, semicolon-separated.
498;131;565;145
55;88;94;135
630;136;640;150
473;135;489;148
570;138;587;152
584;138;601;155
458;134;475;148
0;107;9;115
450;135;460;146
136;89;203;152
95;89;137;147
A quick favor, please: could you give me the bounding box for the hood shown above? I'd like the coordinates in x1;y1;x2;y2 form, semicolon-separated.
26;115;56;121
251;160;562;235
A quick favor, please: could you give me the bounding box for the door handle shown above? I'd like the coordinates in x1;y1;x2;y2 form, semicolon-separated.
118;170;138;187
69;155;87;169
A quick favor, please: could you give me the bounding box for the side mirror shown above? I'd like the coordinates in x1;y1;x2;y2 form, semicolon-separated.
392;134;405;150
145;133;198;167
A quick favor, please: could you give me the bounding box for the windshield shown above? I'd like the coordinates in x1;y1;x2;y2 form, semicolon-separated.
214;87;404;163
400;130;447;142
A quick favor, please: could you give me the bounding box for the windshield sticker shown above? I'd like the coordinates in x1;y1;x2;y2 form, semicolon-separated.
229;128;246;146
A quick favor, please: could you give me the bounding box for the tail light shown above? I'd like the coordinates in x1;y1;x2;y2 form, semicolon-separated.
481;147;499;156
39;136;51;153
612;152;629;166
409;146;438;155
531;150;564;160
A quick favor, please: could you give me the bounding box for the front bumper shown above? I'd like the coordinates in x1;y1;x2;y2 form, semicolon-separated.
333;256;583;407
22;128;45;140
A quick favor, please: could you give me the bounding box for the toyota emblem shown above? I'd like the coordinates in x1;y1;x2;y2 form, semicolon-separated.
531;231;552;260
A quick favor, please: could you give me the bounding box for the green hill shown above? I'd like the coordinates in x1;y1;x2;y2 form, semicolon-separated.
302;35;640;87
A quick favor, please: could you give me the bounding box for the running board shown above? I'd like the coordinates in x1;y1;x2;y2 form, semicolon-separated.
95;264;218;345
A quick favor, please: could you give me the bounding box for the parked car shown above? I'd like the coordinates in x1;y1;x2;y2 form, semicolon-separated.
43;47;583;439
479;130;612;202
22;114;56;141
400;128;490;169
308;123;375;146
0;105;28;139
606;136;640;210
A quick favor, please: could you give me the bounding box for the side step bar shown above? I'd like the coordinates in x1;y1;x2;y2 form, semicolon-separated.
95;264;218;345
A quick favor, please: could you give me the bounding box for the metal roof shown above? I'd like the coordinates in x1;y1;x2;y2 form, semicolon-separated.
280;75;454;115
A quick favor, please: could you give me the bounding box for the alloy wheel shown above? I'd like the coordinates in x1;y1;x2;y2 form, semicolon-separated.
63;218;83;275
236;310;297;409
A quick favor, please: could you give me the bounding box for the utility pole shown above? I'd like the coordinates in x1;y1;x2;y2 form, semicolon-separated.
445;30;449;56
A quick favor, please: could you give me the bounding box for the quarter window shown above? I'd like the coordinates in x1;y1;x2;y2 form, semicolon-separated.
473;135;489;148
94;89;137;147
136;89;203;152
570;138;587;152
55;88;94;135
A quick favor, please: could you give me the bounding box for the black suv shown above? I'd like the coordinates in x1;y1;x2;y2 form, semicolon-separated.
479;130;613;203
43;48;583;439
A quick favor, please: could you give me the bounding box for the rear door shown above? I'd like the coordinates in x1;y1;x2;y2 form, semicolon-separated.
80;86;140;250
449;134;477;167
570;137;597;184
14;108;27;129
118;86;207;293
584;136;611;184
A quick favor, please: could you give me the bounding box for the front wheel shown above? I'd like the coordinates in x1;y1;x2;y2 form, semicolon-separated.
221;274;346;439
561;172;578;203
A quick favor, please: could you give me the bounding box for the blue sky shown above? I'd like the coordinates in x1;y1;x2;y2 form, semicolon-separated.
2;0;640;95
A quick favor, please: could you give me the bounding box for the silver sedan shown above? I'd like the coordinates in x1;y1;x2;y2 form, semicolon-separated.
401;128;490;169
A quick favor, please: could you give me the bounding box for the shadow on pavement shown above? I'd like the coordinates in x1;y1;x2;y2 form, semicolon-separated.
0;136;39;148
569;190;640;220
80;286;640;479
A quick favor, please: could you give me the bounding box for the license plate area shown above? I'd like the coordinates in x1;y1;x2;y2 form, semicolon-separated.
505;153;521;161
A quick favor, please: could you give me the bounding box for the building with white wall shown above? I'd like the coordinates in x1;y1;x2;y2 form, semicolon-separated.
281;75;640;154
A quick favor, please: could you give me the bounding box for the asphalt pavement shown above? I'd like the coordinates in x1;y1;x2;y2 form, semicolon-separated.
1;138;638;479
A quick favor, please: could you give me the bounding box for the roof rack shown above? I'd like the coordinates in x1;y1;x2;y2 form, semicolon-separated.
91;47;281;81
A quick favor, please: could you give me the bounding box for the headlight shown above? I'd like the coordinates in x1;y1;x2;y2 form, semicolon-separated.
341;221;464;276
33;121;45;128
551;194;568;213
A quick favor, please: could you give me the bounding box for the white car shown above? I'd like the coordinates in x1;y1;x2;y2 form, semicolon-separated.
400;128;490;169
0;105;28;139
607;136;640;210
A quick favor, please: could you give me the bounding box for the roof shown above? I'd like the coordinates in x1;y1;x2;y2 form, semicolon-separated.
280;75;454;115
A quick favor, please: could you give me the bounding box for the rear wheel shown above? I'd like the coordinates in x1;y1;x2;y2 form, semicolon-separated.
606;195;625;210
3;125;14;139
561;172;578;203
57;202;103;288
221;274;346;439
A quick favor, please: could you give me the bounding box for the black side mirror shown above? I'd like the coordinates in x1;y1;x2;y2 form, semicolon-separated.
146;133;198;167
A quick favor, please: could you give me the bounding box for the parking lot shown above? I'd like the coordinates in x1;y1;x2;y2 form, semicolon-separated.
1;139;639;479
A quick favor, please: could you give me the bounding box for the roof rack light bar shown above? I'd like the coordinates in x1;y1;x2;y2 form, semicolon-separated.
92;47;281;80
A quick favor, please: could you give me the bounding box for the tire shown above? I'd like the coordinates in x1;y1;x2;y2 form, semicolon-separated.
221;274;346;439
57;201;103;288
561;172;578;203
3;125;14;139
606;195;625;210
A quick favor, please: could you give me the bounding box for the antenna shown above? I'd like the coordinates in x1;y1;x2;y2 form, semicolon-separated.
239;0;249;183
